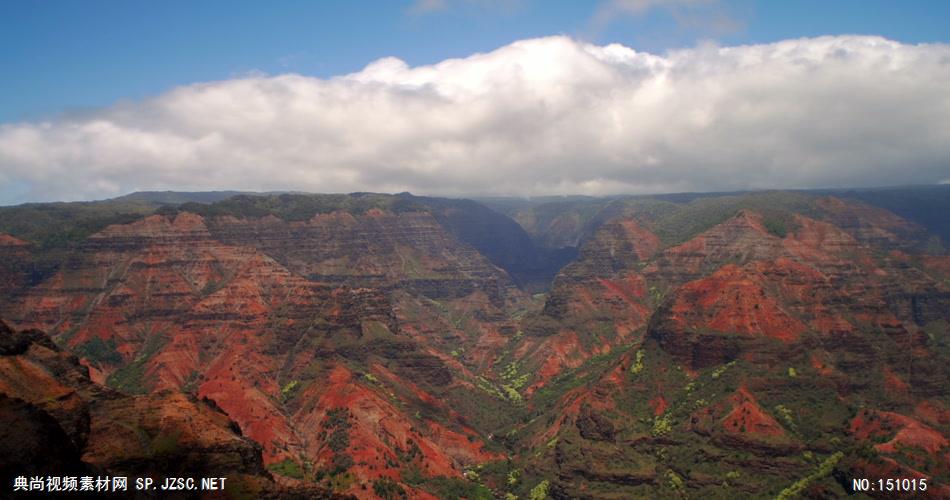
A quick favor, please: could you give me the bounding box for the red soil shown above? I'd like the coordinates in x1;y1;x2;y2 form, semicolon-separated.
850;409;948;456
649;396;669;416
616;219;661;261
670;264;806;341
0;233;29;246
721;387;786;437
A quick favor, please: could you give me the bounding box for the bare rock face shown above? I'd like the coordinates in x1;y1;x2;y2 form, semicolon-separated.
4;207;516;497
645;207;947;371
82;390;268;478
515;198;948;498
514;219;659;392
643;210;785;286
3;191;948;498
0;320;310;496
816;196;930;251
540;217;659;324
0;233;32;307
575;403;616;442
205;210;519;306
0;394;89;483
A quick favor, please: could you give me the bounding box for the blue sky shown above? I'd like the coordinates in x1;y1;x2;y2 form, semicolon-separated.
2;0;949;123
1;1;949;203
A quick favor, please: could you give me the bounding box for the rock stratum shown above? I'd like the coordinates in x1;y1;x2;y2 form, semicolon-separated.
0;189;947;498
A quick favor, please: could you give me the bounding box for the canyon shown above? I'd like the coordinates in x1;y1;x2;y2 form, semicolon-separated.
0;187;947;498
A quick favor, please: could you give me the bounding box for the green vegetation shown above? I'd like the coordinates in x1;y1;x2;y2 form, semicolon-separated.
372;478;407;499
325;408;351;428
652;412;673;437
711;360;736;378
774;404;796;430
762;214;790;237
440;384;522;439
7;187;947;499
75;337;123;366
531;346;630;413
666;470;684;490
494;360;530;405
474;376;505;400
419;477;492;500
324;470;355;493
501;385;524;404
315;407;354;478
507;468;521;486
396;439;423;464
501;361;530;389
166;193;428;221
502;197;613;249
200;278;223;297
267;458;304;479
107;334;168;394
361;320;394;338
330;453;354;475
648;285;665;305
463;469;481;481
328;427;349;453
0;199;157;248
775;452;844;499
472;373;526;405
528;480;550;500
150;430;181;456
280;379;300;400
324;408;352;453
834;185;950;244
649;191;816;245
922;320;949;355
630;349;645;375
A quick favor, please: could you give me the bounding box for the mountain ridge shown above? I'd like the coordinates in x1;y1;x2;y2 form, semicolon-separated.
0;188;947;498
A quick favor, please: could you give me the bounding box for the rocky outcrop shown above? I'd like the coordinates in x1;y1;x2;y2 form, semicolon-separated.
205;210;519;306
575;403;616;442
649;262;808;369
0;394;90;483
5;207;511;497
3;191;948;498
0;233;32;307
516;198;948;498
0;320;309;496
643;210;784;286
645;208;947;371
412;194;571;289
689;387;801;453
816;196;930;251
513;219;659;391
849;409;949;494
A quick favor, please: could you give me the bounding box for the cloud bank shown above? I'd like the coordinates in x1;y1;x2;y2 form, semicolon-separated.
1;35;949;203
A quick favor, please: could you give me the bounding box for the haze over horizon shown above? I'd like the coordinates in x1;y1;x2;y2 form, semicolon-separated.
2;1;949;204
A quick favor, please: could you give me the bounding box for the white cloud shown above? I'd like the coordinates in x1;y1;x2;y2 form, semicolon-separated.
1;35;949;203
